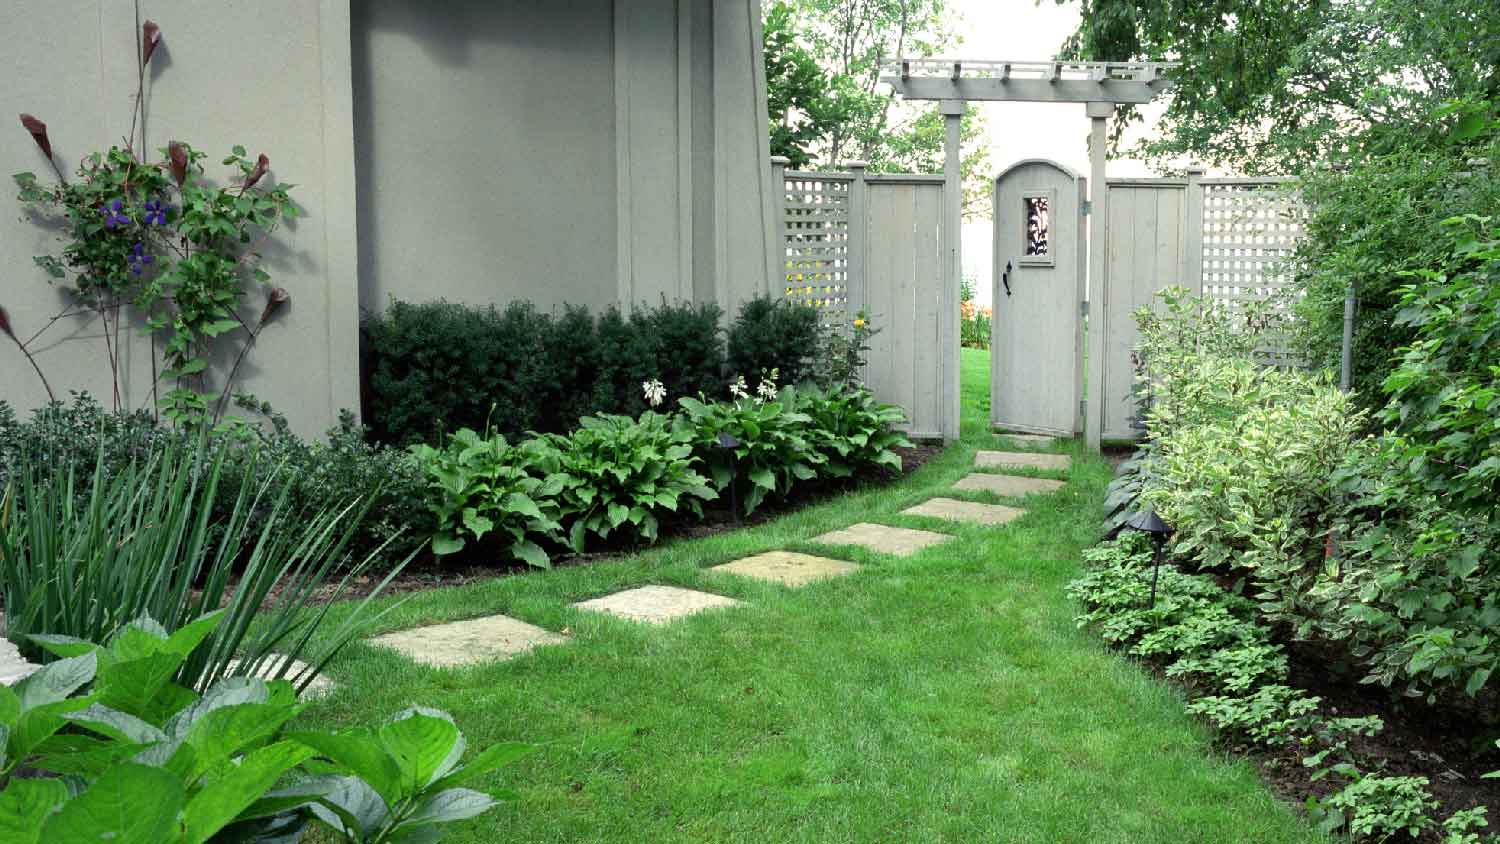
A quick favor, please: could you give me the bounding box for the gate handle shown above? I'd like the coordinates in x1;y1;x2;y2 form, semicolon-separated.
1002;260;1013;297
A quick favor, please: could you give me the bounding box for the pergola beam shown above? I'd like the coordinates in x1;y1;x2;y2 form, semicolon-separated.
881;59;1177;104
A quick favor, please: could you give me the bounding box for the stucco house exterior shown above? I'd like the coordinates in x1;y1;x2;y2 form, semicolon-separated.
2;0;778;435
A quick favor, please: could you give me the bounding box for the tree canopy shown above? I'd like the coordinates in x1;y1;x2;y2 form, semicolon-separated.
763;0;991;214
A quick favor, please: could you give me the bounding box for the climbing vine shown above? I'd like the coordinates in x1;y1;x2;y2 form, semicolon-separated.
7;18;297;425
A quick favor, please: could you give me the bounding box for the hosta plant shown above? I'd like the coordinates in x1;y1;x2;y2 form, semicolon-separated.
0;613;528;843
786;383;909;478
673;388;824;515
411;427;564;566
521;412;716;550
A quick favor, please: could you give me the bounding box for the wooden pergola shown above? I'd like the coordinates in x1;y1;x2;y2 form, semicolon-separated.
881;59;1177;450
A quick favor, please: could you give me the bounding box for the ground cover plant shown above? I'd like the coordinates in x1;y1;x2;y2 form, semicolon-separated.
1086;290;1499;840
0;612;527;843
280;349;1331;843
410;371;913;567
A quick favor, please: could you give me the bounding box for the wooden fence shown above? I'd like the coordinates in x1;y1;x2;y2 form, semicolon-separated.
1099;173;1303;440
771;159;952;441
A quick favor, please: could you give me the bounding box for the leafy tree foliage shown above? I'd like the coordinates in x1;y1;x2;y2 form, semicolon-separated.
762;0;991;214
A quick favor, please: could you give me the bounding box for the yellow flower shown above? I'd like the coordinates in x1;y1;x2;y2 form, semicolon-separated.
853;318;866;328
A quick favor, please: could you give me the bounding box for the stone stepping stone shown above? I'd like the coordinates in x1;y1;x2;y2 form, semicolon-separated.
711;551;860;587
953;473;1066;497
573;585;741;625
975;450;1071;472
811;522;953;556
0;638;40;687
901;497;1025;526
995;432;1056;445
225;654;336;698
369;613;566;667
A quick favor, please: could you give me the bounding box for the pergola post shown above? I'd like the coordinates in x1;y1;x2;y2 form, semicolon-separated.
940;99;966;442
1084;101;1112;451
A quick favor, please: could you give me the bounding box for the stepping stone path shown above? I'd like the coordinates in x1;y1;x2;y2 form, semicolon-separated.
0;638;40;687
711;551;860;587
953;473;1066;497
974;450;1071;472
995;432;1056;445
811;522;954;556
573;585;741;625
225;654;337;698
901;497;1025;526
370;614;566;667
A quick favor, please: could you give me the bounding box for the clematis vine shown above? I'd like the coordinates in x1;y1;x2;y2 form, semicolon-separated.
100;199;131;229
127;243;154;275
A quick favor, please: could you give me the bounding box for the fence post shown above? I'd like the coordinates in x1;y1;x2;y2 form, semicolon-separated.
846;161;869;322
1184;164;1206;297
769;156;790;297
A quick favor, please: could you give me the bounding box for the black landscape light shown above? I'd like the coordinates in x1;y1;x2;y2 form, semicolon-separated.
716;432;741;523
1123;509;1172;609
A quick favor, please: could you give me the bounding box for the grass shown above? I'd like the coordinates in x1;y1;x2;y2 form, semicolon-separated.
299;348;1324;843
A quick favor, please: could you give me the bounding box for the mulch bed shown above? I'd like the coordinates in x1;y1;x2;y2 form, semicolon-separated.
301;441;947;605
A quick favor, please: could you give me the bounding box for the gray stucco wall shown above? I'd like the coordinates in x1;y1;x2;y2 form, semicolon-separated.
2;0;775;436
354;0;778;318
1;0;360;437
352;0;619;312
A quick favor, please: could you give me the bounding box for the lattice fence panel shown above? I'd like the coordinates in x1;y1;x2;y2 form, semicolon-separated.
781;174;852;328
1200;181;1304;367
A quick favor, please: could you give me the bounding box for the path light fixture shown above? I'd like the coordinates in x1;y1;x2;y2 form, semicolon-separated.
716;432;741;523
1123;509;1172;609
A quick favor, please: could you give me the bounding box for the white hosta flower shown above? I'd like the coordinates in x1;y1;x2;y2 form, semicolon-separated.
756;368;780;402
729;375;750;400
642;378;666;408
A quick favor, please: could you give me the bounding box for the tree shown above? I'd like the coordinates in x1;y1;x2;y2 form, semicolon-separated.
764;3;853;169
763;0;991;215
1057;0;1500;172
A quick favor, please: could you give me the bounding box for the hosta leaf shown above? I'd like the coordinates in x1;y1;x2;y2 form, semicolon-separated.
511;539;550;569
606;502;630;528
748;467;776;490
0;778;67;844
41;763;183;844
504;493;545;521
183;741;315;844
379;707;462;792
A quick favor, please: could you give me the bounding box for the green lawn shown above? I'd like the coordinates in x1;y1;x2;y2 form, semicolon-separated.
300;348;1322;843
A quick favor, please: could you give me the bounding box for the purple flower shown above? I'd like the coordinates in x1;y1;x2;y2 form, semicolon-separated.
127;242;154;275
143;198;169;226
100;198;130;229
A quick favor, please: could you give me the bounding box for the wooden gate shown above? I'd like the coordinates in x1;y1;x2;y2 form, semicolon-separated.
990;160;1088;437
773;160;955;441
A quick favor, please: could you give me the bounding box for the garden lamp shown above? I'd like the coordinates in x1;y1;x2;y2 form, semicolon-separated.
716;432;741;522
1123;509;1172;609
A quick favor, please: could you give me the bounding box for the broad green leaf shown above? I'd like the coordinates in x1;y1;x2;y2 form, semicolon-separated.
0;778;67;844
40;763;183;844
430;742;535;792
287;729;403;808
65;703;168;745
0;686;19;730
512;539;549;569
16;652;96;709
395;787;496;829
27;635;99;660
183;741;315;844
748;467;776;490
31;733;149;778
379;707;461;793
162;611;226;658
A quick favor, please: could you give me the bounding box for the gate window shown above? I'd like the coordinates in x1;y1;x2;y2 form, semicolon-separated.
1020;190;1056;266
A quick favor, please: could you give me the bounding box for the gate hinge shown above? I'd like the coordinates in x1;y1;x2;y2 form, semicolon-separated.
1079;300;1090;318
1081;199;1092;215
1080;399;1088;418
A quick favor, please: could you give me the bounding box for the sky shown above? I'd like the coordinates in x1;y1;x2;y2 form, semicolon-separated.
941;0;1170;304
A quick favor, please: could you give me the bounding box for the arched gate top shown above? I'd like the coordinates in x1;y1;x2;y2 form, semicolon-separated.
993;158;1083;184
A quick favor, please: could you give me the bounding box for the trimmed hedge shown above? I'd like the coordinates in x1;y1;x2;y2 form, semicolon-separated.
361;296;821;446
